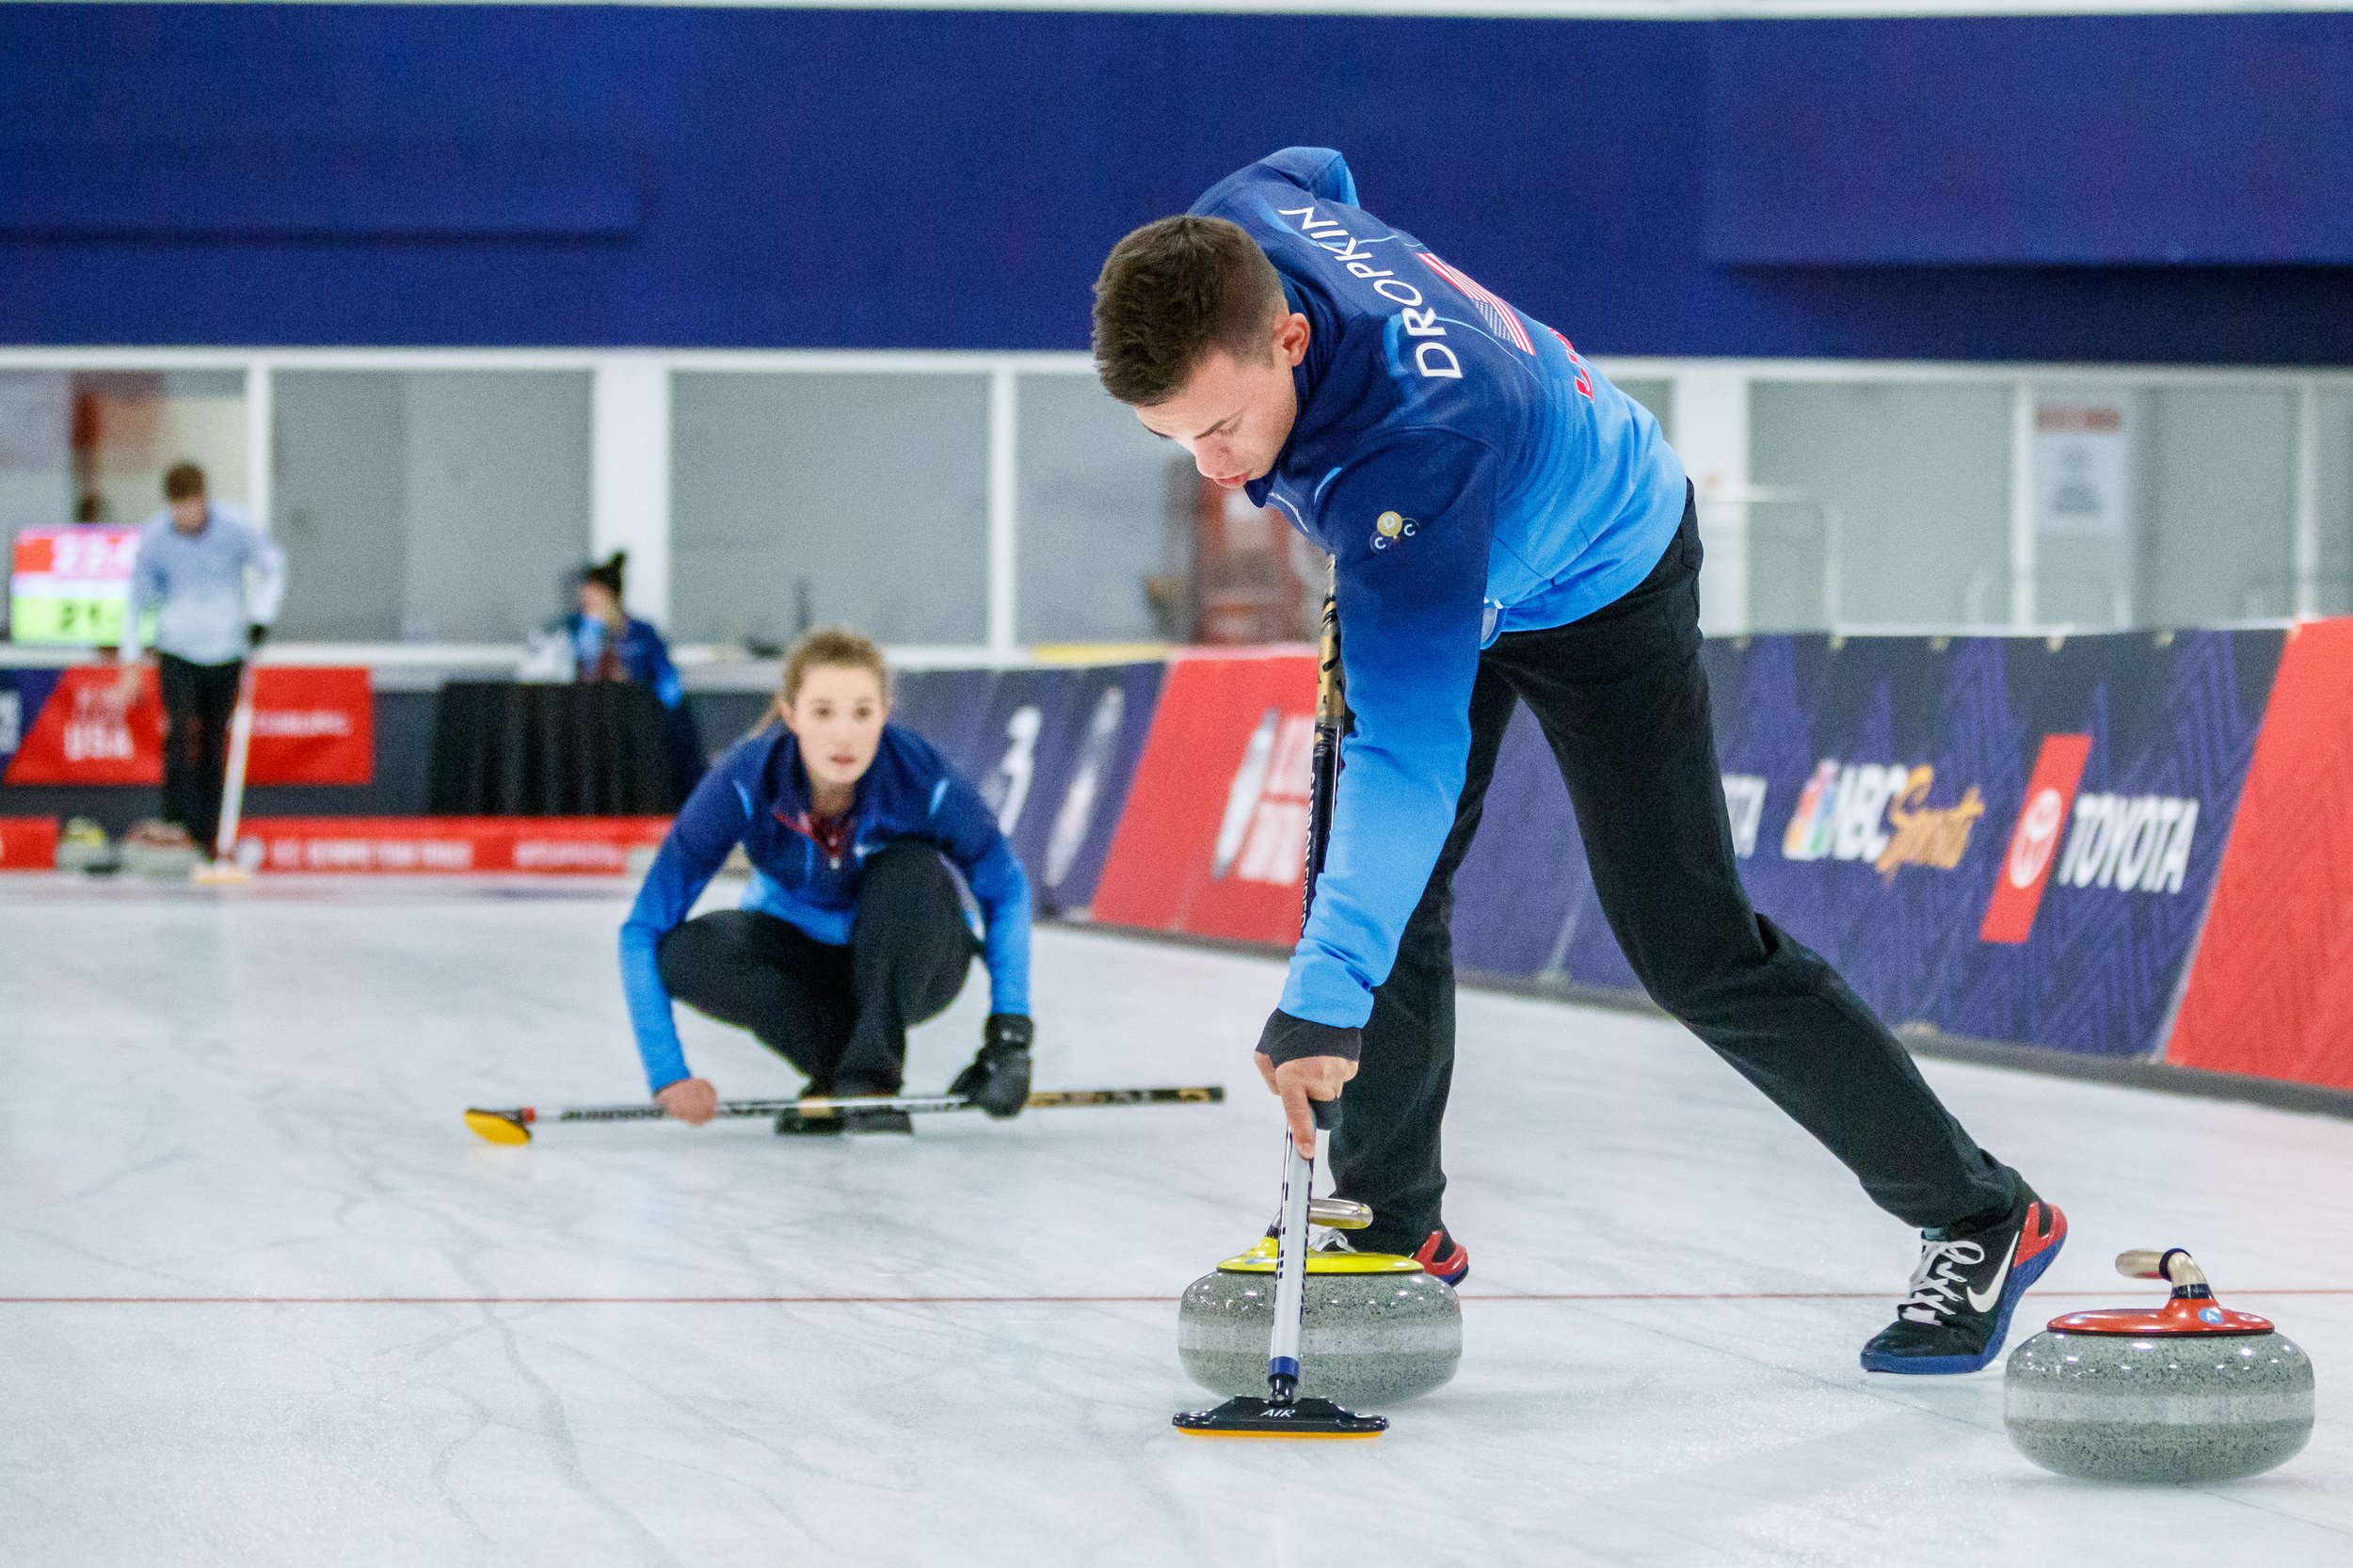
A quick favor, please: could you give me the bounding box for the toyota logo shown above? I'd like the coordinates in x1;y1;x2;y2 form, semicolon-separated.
2009;788;2065;888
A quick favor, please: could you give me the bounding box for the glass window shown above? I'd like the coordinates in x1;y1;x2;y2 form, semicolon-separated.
1015;373;1189;645
72;371;248;526
273;370;591;642
1750;381;2010;631
0;371;72;536
672;373;987;648
2141;388;2295;625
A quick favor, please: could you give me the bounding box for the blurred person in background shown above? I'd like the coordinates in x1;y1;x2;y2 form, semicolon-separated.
566;550;705;804
112;461;285;856
618;627;1035;1136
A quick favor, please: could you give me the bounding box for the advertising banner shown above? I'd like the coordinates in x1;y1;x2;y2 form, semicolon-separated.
235;816;670;875
2166;619;2353;1090
1092;649;1318;944
1446;630;2283;1060
893;661;1164;916
0;665;374;787
0;814;58;871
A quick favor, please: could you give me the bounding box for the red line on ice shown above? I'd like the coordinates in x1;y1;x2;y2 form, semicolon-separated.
1;1289;2346;1305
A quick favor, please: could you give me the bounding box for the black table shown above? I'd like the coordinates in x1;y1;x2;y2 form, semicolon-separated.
426;681;689;816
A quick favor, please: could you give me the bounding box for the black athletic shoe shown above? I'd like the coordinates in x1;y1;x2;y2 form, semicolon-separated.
1860;1183;2068;1374
774;1109;845;1137
841;1108;913;1135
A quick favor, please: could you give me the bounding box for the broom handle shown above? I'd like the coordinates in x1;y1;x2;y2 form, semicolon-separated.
214;661;257;859
1267;571;1346;1406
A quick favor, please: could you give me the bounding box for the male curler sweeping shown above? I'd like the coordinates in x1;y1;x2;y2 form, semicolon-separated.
1091;148;2066;1373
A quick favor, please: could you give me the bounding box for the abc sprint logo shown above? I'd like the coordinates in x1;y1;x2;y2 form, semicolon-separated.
1780;760;1985;881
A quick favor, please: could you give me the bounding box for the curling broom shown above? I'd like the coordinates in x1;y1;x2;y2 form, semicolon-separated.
1173;570;1386;1440
466;1084;1223;1144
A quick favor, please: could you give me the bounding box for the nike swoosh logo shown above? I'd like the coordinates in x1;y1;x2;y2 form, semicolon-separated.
1965;1246;2015;1314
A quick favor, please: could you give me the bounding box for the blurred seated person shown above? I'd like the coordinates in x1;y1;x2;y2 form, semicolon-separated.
567;551;705;804
618;628;1034;1135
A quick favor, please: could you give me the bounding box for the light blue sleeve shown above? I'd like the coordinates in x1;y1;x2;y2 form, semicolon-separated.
1279;432;1498;1029
618;760;754;1091
929;773;1032;1016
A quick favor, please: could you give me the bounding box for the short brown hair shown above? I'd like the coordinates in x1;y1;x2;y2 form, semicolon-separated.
780;626;889;706
1092;216;1286;406
162;462;206;502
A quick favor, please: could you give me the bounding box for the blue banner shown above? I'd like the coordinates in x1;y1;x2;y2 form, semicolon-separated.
1448;630;2284;1060
896;662;1164;917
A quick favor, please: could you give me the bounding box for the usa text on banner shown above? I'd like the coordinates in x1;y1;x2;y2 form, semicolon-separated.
1091;649;1317;945
1;666;373;787
2166;619;2353;1092
235;817;668;875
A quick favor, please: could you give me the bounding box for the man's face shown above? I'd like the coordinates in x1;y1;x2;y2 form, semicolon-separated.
168;497;207;533
1134;312;1311;490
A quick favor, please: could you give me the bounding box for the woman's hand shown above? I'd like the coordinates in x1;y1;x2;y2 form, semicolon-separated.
655;1077;719;1125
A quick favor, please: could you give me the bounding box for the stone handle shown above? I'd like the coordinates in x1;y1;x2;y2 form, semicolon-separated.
1308;1196;1372;1231
2117;1248;2207;1287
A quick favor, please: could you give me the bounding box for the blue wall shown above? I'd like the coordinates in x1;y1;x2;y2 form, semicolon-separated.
3;6;2348;361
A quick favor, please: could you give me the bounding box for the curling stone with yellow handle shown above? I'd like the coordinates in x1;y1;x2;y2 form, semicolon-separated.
1177;1212;1462;1407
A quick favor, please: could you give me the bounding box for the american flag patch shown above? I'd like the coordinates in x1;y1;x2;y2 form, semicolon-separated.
1416;252;1534;356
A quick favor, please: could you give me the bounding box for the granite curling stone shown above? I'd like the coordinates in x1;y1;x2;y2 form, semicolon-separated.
2005;1248;2313;1483
1178;1214;1461;1407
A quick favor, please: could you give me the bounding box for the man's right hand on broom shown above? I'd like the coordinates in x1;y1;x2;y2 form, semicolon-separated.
655;1076;718;1125
1256;1009;1360;1146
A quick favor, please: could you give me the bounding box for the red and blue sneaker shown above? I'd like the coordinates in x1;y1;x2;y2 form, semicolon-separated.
1409;1227;1471;1287
1253;1223;1472;1286
1861;1183;2067;1374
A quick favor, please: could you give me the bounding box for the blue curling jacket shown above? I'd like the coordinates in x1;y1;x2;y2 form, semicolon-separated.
619;723;1032;1091
1193;148;1689;1031
566;613;686;710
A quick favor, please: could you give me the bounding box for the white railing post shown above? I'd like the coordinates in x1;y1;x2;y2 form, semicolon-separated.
591;357;674;629
244;359;274;529
1673;366;1751;636
2294;379;2321;619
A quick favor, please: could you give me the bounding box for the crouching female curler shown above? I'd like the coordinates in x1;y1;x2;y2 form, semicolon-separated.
618;628;1032;1135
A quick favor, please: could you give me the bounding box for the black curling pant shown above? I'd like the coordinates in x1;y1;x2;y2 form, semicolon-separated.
158;653;243;852
1332;489;2019;1252
655;841;976;1094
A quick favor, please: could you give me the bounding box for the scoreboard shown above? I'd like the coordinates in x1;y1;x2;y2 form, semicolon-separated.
9;527;152;646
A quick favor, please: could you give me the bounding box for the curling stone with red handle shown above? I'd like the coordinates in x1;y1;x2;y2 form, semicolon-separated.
2004;1248;2313;1482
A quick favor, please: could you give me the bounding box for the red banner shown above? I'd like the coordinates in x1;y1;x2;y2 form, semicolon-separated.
0;815;58;871
2166;620;2353;1090
2;665;372;787
247;667;373;786
237;816;670;875
1092;649;1318;944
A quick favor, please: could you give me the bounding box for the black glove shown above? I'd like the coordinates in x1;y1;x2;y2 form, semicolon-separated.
248;622;269;651
951;1014;1033;1118
1257;1008;1363;1066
